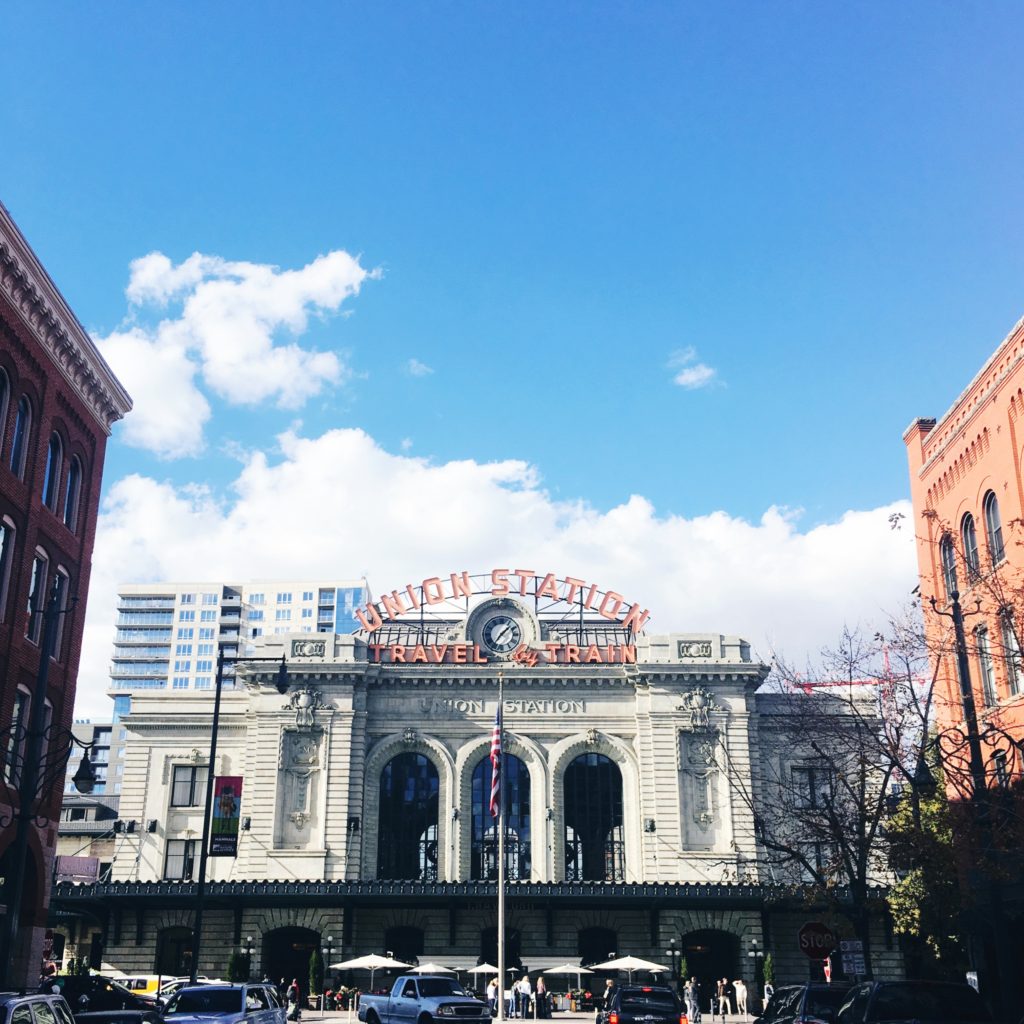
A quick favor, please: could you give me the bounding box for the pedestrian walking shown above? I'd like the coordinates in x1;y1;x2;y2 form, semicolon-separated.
287;978;302;1021
685;978;701;1023
518;976;533;1019
535;977;548;1019
733;981;747;1019
486;977;498;1017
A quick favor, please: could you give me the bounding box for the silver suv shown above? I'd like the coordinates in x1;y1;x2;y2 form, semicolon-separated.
0;991;76;1024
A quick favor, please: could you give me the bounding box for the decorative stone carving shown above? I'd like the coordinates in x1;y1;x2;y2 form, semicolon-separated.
687;736;718;766
403;727;417;745
691;772;714;831
586;728;599;745
677;686;718;731
285;686;325;729
289;810;311;830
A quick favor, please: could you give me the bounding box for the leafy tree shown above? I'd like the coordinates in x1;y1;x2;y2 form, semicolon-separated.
761;953;773;989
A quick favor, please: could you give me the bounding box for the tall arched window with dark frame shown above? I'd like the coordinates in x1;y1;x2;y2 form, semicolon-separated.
42;432;63;511
939;534;958;601
961;512;980;582
63;455;82;532
0;368;10;454
983;491;1005;566
9;395;32;480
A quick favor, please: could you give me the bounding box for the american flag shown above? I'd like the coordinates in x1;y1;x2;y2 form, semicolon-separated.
489;706;502;818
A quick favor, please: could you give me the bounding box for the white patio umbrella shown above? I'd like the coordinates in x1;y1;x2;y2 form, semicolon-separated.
330;954;412;992
412;963;456;974
539;963;593;990
467;964;499;975
587;956;667;983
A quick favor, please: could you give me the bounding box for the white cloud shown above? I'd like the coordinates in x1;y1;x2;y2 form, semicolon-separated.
95;250;376;458
669;346;718;389
74;428;917;716
400;437;414;451
405;358;434;377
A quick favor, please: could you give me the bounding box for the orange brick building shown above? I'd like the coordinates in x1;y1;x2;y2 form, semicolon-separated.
904;315;1024;756
903;315;1024;1008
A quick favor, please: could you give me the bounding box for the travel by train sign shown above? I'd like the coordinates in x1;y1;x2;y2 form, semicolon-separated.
355;568;651;634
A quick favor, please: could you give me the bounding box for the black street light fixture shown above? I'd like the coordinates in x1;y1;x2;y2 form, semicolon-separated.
321;935;335;1017
0;580;93;987
189;651;289;983
242;935;256;981
928;590;1012;1016
663;939;680;982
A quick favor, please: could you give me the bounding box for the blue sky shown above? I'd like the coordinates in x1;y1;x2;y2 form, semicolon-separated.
5;3;1023;712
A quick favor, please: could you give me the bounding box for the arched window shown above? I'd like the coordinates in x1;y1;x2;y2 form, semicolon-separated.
578;926;617;969
471;752;531;880
63;456;82;531
26;548;49;645
42;433;63;511
961;513;980;581
563;752;624;882
0;369;9;451
984;491;1005;566
52;567;71;662
976;626;998;706
377;751;439;880
9;396;31;479
939;535;958;601
384;926;424;966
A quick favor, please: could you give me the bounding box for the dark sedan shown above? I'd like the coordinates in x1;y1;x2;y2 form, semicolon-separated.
597;986;687;1024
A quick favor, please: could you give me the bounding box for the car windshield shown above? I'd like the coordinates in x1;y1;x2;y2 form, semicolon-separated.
621;991;678;1011
417;980;467;998
807;990;853;1017
166;990;243;1015
868;985;991;1023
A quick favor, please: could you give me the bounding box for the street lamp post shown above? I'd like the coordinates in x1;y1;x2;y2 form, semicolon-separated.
0;581;96;987
242;935;256;981
663;939;680;986
748;940;765;1005
321;935;335;1017
929;591;1010;1014
189;652;288;983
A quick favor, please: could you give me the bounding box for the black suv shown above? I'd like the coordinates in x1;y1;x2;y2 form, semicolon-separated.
42;978;159;1022
756;985;854;1024
597;986;685;1024
836;982;992;1024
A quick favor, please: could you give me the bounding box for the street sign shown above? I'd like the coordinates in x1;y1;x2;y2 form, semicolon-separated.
839;939;865;975
798;921;836;959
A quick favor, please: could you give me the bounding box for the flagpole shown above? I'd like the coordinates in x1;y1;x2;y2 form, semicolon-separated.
496;670;506;1024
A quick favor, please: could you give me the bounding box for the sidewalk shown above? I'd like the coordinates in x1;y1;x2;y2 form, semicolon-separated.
308;1012;758;1024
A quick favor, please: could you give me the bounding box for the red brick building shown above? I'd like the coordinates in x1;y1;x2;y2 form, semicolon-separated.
0;202;131;984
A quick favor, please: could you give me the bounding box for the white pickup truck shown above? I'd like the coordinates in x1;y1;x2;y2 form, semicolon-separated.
357;975;490;1024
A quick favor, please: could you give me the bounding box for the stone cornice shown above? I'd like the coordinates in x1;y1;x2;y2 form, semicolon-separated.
0;202;132;434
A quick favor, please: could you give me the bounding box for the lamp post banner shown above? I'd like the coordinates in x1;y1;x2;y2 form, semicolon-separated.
210;776;243;856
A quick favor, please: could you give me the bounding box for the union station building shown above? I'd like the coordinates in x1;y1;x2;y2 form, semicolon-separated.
52;570;904;991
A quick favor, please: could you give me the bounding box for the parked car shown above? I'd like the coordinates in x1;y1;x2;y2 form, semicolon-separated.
122;980;163;999
76;1013;162;1024
596;985;686;1024
0;990;77;1024
357;974;490;1024
161;984;284;1024
157;981;227;1000
755;984;854;1024
43;978;159;1017
836;982;992;1024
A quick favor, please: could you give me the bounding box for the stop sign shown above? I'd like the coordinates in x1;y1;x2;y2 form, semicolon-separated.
798;921;836;959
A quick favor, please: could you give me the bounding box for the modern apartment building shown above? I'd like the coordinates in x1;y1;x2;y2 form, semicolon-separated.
109;580;371;713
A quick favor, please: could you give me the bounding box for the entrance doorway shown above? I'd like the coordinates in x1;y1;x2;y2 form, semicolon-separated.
263;927;320;997
679;930;740;1012
156;927;193;977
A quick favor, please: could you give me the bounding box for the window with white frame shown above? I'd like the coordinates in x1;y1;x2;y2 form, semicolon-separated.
172;676;189;689
51;567;71;661
175;644;193;656
180;593;195;604
200;610;217;622
1000;611;1022;697
177;627;194;640
173;660;191;673
178;610;195;622
276;592;292;603
198;627;215;640
195;676;211;689
302;591;313;601
275;609;291;621
0;516;15;623
202;593;218;605
301;608;313;619
196;659;213;673
250;592;265;604
26;548;49;645
993;750;1009;787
